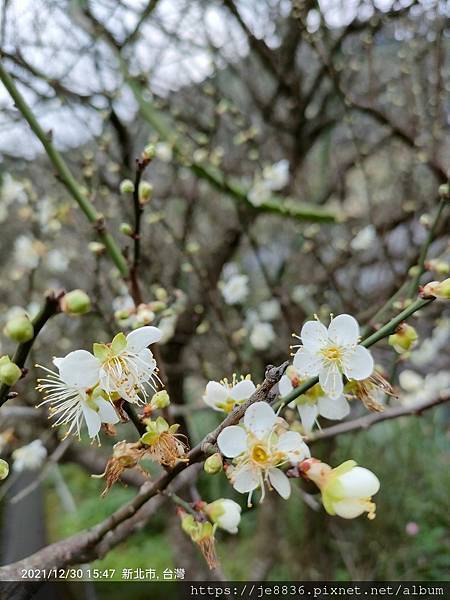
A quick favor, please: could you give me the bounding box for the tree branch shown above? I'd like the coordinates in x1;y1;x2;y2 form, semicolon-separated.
307;393;450;443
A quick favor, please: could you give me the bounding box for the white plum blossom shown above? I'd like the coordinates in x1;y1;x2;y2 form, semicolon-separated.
248;159;290;207
14;235;42;270
205;499;242;534
259;299;281;321
301;459;380;520
221;274;249;305
12;440;47;472
37;351;119;440
279;365;349;432
203;376;256;413
93;326;162;404
399;369;450;406
350;225;377;251
217;402;310;505
37;326;163;439
250;321;275;351
248;178;271;207
155;141;173;162
262;159;290;191
293;314;374;399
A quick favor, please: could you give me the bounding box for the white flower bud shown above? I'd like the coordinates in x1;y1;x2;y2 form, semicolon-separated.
204;453;223;475
205;499;242;534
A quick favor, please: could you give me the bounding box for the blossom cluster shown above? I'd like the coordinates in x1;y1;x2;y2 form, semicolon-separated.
37;326;162;440
202;313;381;521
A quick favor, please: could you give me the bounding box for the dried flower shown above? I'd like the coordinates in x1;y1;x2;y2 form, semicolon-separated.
140;417;187;467
93;441;147;496
179;511;218;569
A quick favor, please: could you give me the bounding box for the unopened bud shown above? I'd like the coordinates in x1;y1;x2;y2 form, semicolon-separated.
143;144;156;160
4;315;34;343
120;223;134;237
119;179;135;194
388;323;418;353
139;181;153;204
421;278;450;300
148;301;166;313
419;214;431;228
438;183;449;198
154;287;168;302
150;390;170;409
88;241;106;255
61;290;91;316
0;357;22;386
408;265;420;277
425;260;449;275
0;459;9;480
204;453;223;475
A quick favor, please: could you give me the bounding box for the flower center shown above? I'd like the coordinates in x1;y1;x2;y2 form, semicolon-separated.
321;345;343;362
251;444;269;465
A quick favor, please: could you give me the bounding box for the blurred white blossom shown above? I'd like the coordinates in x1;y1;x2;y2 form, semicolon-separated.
12;440;47;472
249;321;275;351
221;274;249;305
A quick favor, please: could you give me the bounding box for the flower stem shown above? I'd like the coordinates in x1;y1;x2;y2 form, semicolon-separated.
123;403;147;437
406;195;447;297
162;491;198;516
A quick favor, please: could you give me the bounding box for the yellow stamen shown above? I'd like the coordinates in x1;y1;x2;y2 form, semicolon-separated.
251;444;269;465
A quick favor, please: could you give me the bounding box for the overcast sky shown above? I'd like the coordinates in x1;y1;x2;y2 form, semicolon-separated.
0;0;446;158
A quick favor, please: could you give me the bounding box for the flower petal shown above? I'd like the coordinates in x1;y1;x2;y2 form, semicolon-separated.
278;375;293;397
328;314;360;346
217;426;247;457
243;402;276;438
343;345;374;380
126;326;162;352
277;431;310;462
318;394;350;421
233;466;260;493
332;499;368;519
230;380;256;402
338;466;380;498
58;350;100;389
81;403;101;438
268;468;291;499
300;320;329;352
293;347;322;377
203;381;228;410
319;364;343;399
297;403;319;432
96;398;119;424
135;348;157;379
